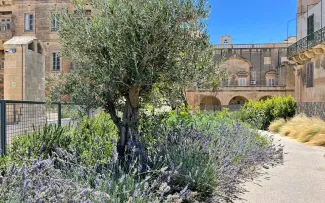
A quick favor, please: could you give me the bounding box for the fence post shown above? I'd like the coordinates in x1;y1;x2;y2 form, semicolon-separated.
1;101;7;155
58;103;62;126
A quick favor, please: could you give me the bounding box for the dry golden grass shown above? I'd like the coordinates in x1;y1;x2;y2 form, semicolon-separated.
279;115;307;137
269;119;286;133
307;134;325;146
276;114;325;146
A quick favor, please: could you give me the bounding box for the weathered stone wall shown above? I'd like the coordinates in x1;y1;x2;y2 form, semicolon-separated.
186;86;295;109
3;45;24;100
215;47;291;86
297;0;324;40
296;102;325;120
295;53;325;102
0;0;92;86
25;48;45;101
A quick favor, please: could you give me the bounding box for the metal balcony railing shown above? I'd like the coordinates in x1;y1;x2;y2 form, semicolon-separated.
215;43;289;49
288;27;325;58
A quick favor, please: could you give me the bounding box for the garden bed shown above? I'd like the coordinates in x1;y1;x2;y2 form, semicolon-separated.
0;111;284;202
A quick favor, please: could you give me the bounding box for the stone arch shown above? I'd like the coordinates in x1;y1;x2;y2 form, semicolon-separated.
221;57;252;86
229;96;248;105
200;96;221;112
259;96;272;101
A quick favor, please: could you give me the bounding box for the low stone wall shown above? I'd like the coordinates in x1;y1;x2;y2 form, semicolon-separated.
296;102;325;120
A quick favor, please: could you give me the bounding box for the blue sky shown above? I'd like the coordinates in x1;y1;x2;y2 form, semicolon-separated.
208;0;297;44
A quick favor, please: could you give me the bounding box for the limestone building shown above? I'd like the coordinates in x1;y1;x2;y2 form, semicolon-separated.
287;0;325;118
187;36;296;111
0;0;91;99
288;0;325;102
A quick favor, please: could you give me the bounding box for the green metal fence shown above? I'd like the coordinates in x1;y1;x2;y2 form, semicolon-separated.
0;100;79;155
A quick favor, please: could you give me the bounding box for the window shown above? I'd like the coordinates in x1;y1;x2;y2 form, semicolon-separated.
224;39;228;44
307;14;314;39
24;14;34;31
307;62;314;88
238;78;246;86
0;57;4;69
52;53;60;71
0;18;11;30
268;78;276;86
51;14;60;32
222;79;228;87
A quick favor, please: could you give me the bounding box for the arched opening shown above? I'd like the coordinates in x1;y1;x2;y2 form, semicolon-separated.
259;96;272;101
200;96;221;112
229;96;248;105
221;57;252;87
28;41;35;51
265;70;277;86
37;42;43;54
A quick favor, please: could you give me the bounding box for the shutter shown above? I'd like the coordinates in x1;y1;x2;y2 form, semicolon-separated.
24;14;30;30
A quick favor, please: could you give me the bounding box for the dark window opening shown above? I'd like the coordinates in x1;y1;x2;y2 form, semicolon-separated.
307;14;314;40
0;57;4;69
28;42;35;51
51;14;60;32
52;53;61;71
307;62;314;88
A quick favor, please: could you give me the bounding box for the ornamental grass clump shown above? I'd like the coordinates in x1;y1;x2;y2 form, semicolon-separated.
277;114;325;146
269;119;286;133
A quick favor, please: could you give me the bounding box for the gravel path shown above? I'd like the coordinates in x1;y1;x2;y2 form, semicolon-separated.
235;131;325;203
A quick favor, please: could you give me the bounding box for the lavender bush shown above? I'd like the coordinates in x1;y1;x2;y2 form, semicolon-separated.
0;112;283;202
150;113;283;201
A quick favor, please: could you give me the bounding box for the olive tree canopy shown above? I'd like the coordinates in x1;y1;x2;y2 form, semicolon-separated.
51;0;220;158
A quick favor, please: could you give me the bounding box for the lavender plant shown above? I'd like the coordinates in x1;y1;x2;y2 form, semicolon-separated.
148;113;283;201
0;112;283;202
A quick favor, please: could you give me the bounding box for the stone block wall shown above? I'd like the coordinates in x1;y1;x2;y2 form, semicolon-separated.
295;53;325;102
25;48;45;101
215;47;291;87
296;102;325;120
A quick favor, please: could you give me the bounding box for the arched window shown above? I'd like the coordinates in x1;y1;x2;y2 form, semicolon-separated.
224;39;228;44
265;71;276;86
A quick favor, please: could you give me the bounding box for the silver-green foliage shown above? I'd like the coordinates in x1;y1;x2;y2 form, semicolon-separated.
50;0;219;153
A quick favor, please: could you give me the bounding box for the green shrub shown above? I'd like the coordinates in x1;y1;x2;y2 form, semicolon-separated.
72;112;117;165
8;112;117;167
239;96;296;130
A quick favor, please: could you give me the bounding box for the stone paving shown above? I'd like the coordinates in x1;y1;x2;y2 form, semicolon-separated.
235;131;325;203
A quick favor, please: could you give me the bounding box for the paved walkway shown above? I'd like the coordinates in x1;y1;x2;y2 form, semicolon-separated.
235;131;325;203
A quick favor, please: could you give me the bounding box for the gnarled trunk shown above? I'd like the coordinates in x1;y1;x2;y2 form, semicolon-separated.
117;85;147;169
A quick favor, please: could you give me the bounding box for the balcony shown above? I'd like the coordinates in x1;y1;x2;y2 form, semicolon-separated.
288;27;325;59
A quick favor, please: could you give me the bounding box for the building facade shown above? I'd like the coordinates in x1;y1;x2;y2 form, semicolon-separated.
187;36;296;111
0;0;91;99
287;0;325;118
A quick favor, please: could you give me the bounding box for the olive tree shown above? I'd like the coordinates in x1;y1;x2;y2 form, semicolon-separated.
51;0;219;159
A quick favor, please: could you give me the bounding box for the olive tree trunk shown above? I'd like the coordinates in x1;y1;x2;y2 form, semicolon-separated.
116;85;147;168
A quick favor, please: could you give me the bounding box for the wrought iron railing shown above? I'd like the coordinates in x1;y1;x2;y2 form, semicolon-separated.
288;27;325;58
